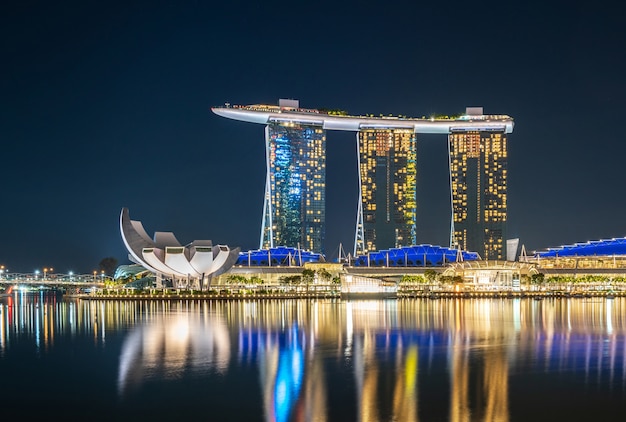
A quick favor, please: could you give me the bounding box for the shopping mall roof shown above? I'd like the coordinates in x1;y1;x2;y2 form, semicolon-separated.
353;245;479;267
535;237;626;257
236;247;325;266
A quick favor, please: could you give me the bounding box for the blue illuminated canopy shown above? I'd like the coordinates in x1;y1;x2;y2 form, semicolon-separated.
237;247;325;266
535;237;626;258
353;245;479;267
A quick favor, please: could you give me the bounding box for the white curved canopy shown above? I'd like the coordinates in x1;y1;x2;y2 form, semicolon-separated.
119;208;240;280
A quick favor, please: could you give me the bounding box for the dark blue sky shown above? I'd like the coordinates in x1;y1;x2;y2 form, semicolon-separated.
1;0;625;273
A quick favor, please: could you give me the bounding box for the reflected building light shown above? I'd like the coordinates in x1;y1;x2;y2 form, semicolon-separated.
345;301;353;357
448;330;470;422
352;333;381;422
513;298;521;332
301;353;328;422
257;325;307;422
392;345;418;422
117;316;231;397
609;334;617;389
0;306;4;354
259;341;279;422
35;301;40;349
607;300;613;335
482;349;510;422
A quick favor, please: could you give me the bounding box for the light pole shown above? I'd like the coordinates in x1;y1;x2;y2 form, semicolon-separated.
93;271;97;283
69;271;73;281
35;270;40;280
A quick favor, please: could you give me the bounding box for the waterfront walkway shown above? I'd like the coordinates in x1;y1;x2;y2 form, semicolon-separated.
78;289;623;301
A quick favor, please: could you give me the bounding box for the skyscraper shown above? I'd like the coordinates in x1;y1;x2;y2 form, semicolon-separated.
449;119;508;259
355;129;417;255
212;100;513;258
260;121;326;253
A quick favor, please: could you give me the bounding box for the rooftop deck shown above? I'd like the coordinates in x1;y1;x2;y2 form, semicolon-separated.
212;103;514;134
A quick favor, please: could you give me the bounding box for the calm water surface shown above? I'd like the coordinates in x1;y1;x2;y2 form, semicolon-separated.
1;292;625;421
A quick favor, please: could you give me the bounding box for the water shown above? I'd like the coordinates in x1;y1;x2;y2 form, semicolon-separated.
1;292;625;421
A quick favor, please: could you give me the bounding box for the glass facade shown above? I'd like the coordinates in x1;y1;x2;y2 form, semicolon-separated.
355;129;417;255
449;130;507;259
261;123;326;253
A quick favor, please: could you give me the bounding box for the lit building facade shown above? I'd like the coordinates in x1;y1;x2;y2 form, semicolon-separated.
355;129;417;255
261;122;326;253
449;126;508;259
213;100;513;258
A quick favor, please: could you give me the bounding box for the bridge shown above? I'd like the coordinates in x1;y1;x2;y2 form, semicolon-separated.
0;273;106;289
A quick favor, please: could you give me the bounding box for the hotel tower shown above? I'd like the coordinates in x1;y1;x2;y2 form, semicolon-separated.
355;129;417;255
261;118;326;253
449;108;508;259
212;101;513;259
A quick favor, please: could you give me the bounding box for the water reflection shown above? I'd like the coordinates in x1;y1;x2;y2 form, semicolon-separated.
1;294;626;420
118;311;231;395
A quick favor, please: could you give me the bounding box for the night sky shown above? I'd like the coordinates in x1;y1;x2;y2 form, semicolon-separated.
1;0;625;273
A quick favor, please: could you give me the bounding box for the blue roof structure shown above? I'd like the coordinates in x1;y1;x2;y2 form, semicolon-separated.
353;245;479;267
535;237;626;258
236;247;325;266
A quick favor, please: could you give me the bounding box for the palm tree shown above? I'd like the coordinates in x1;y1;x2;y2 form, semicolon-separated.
302;269;315;294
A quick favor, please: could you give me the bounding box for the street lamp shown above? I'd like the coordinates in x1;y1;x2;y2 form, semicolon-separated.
35;270;40;280
100;270;105;283
93;271;97;283
69;271;73;281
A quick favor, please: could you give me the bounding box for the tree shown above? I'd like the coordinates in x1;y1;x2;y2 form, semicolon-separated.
99;257;118;276
302;269;315;293
318;268;332;283
401;275;426;285
530;273;545;285
227;275;248;284
280;275;301;285
424;269;438;283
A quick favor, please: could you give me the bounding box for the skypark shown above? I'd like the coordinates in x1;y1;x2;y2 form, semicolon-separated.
212;101;514;134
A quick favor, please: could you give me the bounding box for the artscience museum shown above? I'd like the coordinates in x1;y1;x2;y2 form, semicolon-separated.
119;208;240;289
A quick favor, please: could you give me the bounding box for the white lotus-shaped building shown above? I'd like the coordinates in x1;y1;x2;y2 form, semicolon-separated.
120;208;240;289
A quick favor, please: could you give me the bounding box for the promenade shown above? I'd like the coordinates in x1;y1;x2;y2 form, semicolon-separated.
78;287;623;301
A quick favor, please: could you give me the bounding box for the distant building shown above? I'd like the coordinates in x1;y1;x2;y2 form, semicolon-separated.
449;113;508;259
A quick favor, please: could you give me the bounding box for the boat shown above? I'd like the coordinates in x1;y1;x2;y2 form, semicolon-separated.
340;274;398;299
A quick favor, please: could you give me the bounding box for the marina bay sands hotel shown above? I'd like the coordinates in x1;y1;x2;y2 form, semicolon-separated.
212;99;514;260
